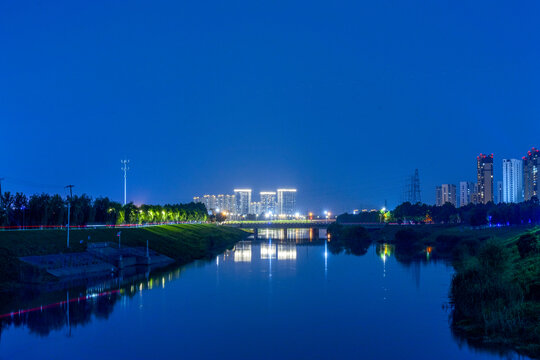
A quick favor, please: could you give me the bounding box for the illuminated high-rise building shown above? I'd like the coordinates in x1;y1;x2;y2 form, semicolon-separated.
502;159;523;203
234;189;252;215
459;181;475;207
436;184;456;206
194;194;235;214
216;194;236;213
260;191;277;215
523;147;540;201
277;189;297;216
477;154;494;204
193;195;217;213
496;181;503;204
250;201;262;216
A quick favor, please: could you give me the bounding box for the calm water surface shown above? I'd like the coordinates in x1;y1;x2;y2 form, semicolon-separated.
0;229;529;359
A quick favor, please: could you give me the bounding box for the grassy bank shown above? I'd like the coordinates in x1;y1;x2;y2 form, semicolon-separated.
373;225;532;263
330;223;540;356
0;224;248;291
329;223;531;262
450;227;540;358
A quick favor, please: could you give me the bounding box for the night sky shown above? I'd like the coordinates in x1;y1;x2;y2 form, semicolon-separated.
1;1;539;213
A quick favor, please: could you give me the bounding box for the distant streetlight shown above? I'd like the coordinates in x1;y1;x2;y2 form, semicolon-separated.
21;205;26;230
65;185;74;248
121;159;129;206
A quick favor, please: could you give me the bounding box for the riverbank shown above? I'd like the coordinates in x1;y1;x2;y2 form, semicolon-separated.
450;227;540;358
0;224;248;292
328;223;531;261
374;224;532;262
329;223;540;357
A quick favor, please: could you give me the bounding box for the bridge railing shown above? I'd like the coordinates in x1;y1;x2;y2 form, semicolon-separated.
223;219;335;225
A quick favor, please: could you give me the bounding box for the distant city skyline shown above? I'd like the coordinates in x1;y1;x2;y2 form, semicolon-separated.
434;148;538;208
194;188;298;216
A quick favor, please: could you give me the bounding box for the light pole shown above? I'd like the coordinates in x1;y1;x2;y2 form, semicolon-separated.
65;185;74;248
121;159;129;206
21;206;25;230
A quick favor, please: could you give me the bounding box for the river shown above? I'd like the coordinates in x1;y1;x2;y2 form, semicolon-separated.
0;229;530;359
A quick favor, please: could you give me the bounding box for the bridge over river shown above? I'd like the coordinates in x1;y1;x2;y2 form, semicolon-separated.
223;220;385;239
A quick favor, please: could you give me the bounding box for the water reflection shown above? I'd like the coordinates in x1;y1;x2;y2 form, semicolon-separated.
0;230;531;360
260;243;277;259
233;241;252;262
277;244;296;260
376;243;395;262
0;265;186;340
255;228;316;242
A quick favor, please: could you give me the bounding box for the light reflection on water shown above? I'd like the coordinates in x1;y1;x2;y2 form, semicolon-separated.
0;228;530;360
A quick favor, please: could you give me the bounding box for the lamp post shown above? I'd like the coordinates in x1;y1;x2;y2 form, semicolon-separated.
21;205;25;230
65;185;74;248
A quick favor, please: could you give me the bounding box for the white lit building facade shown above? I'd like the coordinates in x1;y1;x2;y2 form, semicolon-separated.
277;189;297;216
260;191;277;215
502;159;523;203
234;189;252;216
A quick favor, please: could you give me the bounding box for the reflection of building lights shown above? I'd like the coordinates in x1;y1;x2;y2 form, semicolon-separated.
277;244;297;260
378;244;393;260
234;242;252;262
261;243;276;259
324;240;328;276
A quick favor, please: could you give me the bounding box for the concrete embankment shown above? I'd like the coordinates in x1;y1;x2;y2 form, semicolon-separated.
0;224;248;291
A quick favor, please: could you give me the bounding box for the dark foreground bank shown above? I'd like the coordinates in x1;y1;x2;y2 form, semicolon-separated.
0;224;248;292
328;223;540;358
450;228;540;358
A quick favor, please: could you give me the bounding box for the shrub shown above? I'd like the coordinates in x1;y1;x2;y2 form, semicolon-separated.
517;233;539;258
477;242;508;275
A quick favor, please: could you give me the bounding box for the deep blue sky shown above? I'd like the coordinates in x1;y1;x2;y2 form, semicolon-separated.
1;1;539;213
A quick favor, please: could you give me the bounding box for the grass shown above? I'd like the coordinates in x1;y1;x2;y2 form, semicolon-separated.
0;224;248;291
449;227;540;358
372;224;534;262
330;223;540;356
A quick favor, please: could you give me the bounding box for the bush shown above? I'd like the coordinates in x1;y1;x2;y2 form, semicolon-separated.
517;233;539;258
477;242;508;275
451;243;524;335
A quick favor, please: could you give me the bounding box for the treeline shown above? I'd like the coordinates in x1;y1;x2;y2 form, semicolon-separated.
336;211;382;224
0;192;208;227
391;198;540;226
